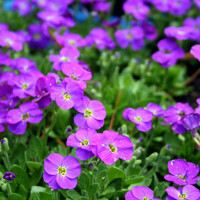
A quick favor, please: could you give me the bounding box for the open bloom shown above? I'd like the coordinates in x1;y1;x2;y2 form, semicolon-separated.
146;103;164;117
74;96;106;130
125;186;161;200
166;185;200;200
190;45;200;61
66;128;96;160
13;0;31;16
43;153;81;190
6;102;43;135
123;107;153;132
91;130;133;165
164;159;200;185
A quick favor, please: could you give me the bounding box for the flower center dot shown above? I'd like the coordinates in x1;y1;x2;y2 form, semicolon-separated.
21;113;30;121
57;166;67;176
178;193;187;200
69;40;76;45
178;111;185;118
34;33;41;40
22;83;28;90
109;143;118;153
127;33;133;39
80;139;89;146
61;57;69;61
63;92;71;100
143;197;149;200
84;108;93;118
178;175;186;180
135;116;142;122
70;74;78;80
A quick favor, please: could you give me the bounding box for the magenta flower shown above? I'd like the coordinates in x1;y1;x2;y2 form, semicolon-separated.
62;62;92;89
164;159;200;185
194;0;200;9
123;107;153;132
74;96;106;130
125;186;161;200
152;38;184;68
91;130;133;165
13;73;36;99
166;185;200;200
43;153;81;190
190;45;200;62
0;30;23;51
93;1;111;13
13;0;32;16
146;103;164;117
6;102;43;135
123;0;149;21
50;82;83;110
49;46;80;71
141;21;158;41
164;103;194;134
14;58;38;73
66;128;96;160
152;0;170;12
115;27;144;51
168;0;191;16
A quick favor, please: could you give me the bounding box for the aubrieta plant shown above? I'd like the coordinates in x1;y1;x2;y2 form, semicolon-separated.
0;0;200;199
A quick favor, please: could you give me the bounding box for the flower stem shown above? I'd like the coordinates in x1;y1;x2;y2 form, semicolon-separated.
3;152;11;170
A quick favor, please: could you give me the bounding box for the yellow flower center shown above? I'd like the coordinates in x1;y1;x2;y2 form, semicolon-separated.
57;166;67;176
178;175;186;180
70;74;78;80
135;116;142;122
69;40;76;45
109;143;118;153
63;93;71;100
127;33;133;39
34;33;41;40
61;57;69;61
80;139;89;146
21;113;30;121
178;193;187;200
143;197;149;200
22;83;28;90
84;108;93;118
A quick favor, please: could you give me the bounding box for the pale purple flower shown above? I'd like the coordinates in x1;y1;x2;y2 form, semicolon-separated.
125;186;161;200
91;130;133;165
62;62;92;89
74;96;106;130
50;82;83;110
164;159;200;185
123;0;150;21
7;102;43;135
141;21;158;40
168;0;191;16
166;185;200;200
93;1;111;13
153;0;170;12
152;38;184;68
194;0;200;9
190;45;200;62
66;128;96;160
164;27;192;40
123;107;153;132
32;0;47;8
146;103;164;117
13;0;32;16
43;153;81;190
49;46;80;71
14;58;38;73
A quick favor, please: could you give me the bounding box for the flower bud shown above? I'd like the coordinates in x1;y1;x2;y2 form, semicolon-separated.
1;138;9;152
146;152;158;162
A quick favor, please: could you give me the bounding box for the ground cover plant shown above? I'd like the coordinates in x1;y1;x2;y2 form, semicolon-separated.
0;0;200;199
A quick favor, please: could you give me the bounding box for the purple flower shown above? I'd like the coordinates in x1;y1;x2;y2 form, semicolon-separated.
50;82;83;110
146;103;164;117
74;96;106;130
115;27;144;51
91;130;133;165
6;102;43;135
152;38;184;68
102;18;121;28
164;27;192;40
166;185;200;200
66;128;96;160
168;0;191;16
13;0;31;16
164;103;194;134
194;0;200;9
62;62;92;89
93;1;111;13
49;46;80;71
164;159;200;185
0;30;23;51
3;172;16;181
57;33;86;48
123;0;150;21
13;73;36;99
14;58;38;73
0;103;9;132
125;186;161;200
32;0;47;8
152;0;170;12
190;45;200;62
43;153;81;190
141;21;158;41
44;0;68;14
123;107;153;132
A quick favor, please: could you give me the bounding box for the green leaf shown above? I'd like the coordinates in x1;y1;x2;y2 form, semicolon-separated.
66;190;81;199
101;187;115;198
124;176;144;185
108;167;125;183
89;183;99;199
78;171;90;191
31;186;47;194
28;136;43;160
9;193;25;200
10;165;30;190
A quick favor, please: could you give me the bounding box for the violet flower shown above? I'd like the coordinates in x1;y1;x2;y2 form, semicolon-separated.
190;45;200;62
3;172;16;181
49;46;80;71
164;159;200;185
123;107;153;132
141;21;158;41
194;0;200;9
123;0;149;21
43;153;81;190
153;0;170;12
152;38;184;68
166;185;200;200
93;1;111;13
91;130;133;165
146;103;164;117
168;0;191;16
66;128;96;160
6;101;43;135
50;82;83;110
74;96;106;130
62;62;92;89
14;58;38;73
13;0;31;16
125;186;161;200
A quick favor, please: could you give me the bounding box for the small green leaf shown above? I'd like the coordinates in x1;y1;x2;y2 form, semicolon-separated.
9;193;25;200
78;171;90;191
108;167;125;183
124;176;144;185
101;187;115;198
